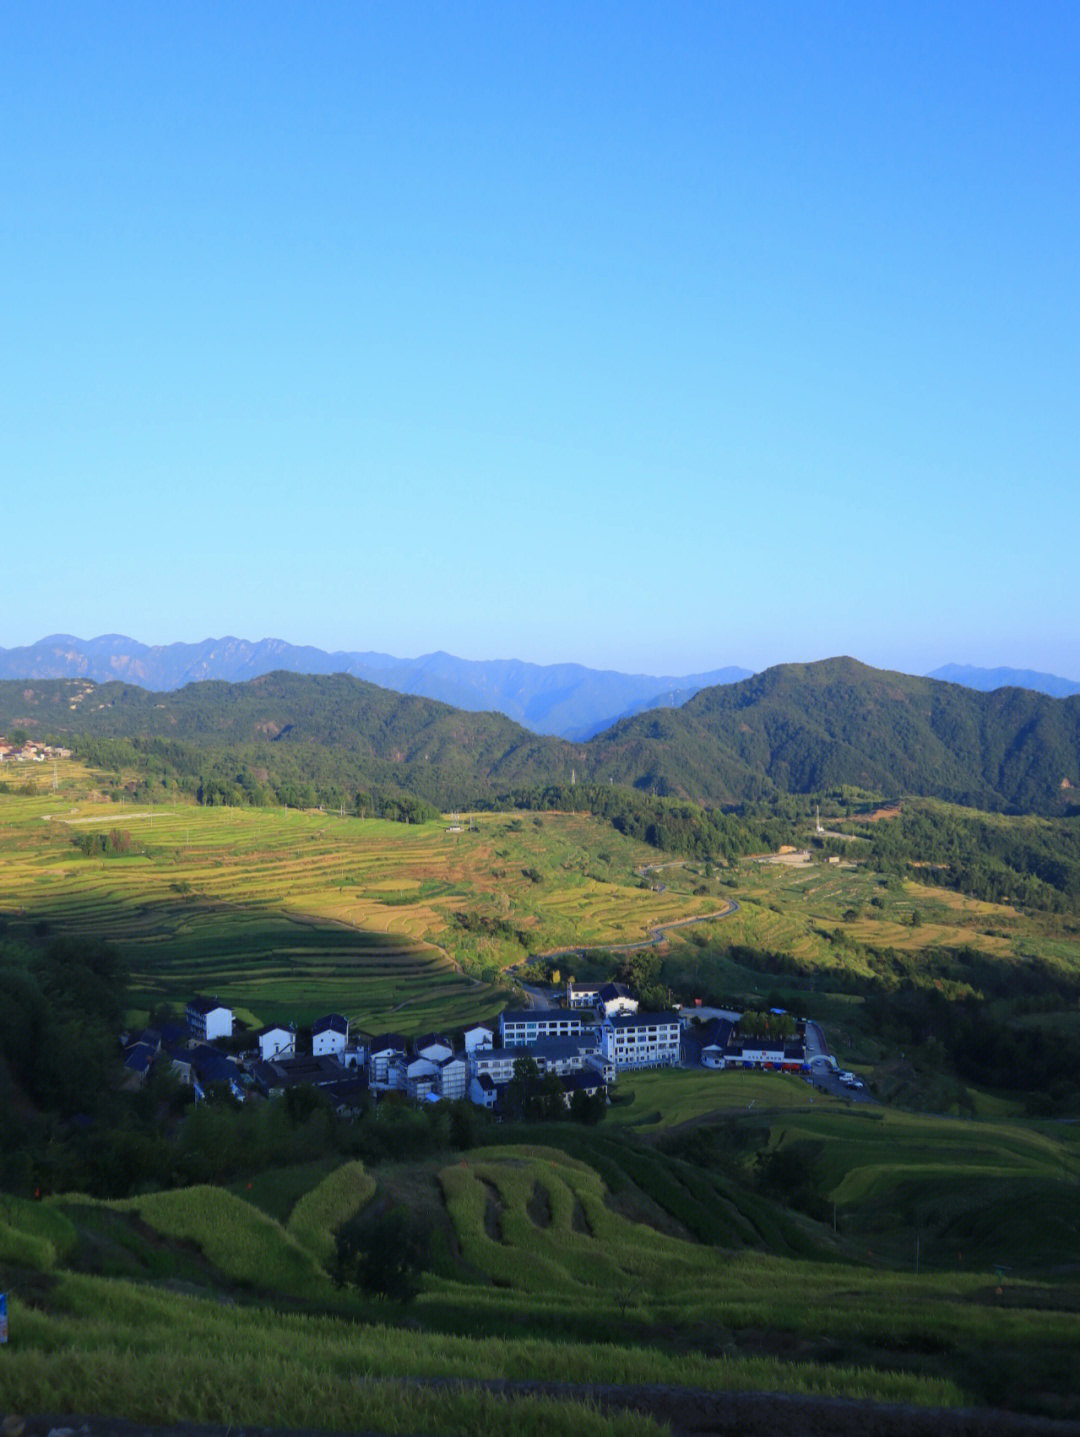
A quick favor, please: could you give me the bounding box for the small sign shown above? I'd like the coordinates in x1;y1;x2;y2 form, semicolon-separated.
0;1291;7;1344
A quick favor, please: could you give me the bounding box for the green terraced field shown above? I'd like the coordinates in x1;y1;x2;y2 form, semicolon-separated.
0;768;724;1034
6;1141;1079;1428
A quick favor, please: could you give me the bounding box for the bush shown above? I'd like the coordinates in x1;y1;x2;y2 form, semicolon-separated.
333;1201;430;1301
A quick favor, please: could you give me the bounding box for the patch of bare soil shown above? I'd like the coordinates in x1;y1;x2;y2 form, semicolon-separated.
478;1177;504;1242
571;1195;594;1236
525;1179;552;1229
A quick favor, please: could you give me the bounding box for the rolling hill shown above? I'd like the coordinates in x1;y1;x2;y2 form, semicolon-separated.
3;657;1080;814
585;657;1080;812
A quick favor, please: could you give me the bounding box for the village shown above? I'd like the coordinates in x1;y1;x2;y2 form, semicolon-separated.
121;979;854;1118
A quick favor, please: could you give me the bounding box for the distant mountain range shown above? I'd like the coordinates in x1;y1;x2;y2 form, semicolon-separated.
3;656;1079;816
927;664;1080;699
0;635;750;739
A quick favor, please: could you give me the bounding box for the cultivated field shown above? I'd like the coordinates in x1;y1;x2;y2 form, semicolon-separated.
4;1131;1080;1430
0;765;725;1033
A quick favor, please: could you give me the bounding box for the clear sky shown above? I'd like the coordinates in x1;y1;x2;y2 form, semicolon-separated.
3;2;1078;679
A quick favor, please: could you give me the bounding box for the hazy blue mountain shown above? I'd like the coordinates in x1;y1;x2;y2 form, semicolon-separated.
0;635;751;739
928;663;1080;699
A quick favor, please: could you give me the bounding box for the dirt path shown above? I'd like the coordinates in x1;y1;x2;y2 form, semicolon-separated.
530;897;739;963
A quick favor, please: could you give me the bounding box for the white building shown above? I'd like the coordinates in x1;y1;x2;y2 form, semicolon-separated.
367;1034;408;1088
437;1054;469;1100
601;1010;681;1073
468;1073;501;1109
312;1014;348;1057
470;1047;521;1085
499;1009;584;1047
403;1057;440;1100
258;1026;295;1062
528;1034;602;1078
463;1023;495;1053
186;997;233;1042
415;1034;454;1063
566;981;601;1008
595;982;638;1018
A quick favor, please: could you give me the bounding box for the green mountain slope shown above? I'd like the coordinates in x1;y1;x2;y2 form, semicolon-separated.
4;657;1080;814
586;657;1080;811
0;671;576;807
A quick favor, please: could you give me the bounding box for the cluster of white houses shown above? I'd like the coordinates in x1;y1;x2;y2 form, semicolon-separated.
122;984;810;1113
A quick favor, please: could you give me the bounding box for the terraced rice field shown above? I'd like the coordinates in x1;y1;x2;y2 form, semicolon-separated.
0;773;722;1033
723;856;1058;971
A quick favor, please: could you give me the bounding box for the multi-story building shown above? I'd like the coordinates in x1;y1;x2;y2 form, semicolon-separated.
257;1026;295;1062
595;982;638;1018
499;1008;585;1047
601;1010;681;1073
312;1014;348;1057
437;1054;469;1100
566;981;601;1008
367;1033;408;1087
186;996;233;1042
470;1046;521;1085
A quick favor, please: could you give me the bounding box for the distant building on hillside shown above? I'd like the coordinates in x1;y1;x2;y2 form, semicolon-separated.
186;996;233;1042
312;1013;348;1057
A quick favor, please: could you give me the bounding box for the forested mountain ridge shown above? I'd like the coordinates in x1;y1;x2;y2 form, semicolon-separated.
585;657;1080;812
0;633;749;739
0;670;576;806
3;658;1079;815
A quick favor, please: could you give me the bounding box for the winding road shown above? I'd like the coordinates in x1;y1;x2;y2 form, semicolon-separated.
526;898;741;967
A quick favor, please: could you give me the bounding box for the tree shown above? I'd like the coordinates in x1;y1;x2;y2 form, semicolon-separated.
505;1056;541;1120
333;1203;429;1300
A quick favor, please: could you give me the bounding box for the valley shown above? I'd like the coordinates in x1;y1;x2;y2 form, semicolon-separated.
2;706;1080;1432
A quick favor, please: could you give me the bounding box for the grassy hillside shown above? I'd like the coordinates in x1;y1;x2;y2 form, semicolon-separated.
3;758;1080;1426
0;763;727;1031
2;1113;1079;1428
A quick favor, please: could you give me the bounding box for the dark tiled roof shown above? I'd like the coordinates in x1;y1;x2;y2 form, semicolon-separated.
312;1014;348;1035
606;1009;679;1030
323;1075;368;1104
698;1017;734;1048
188;1045;236;1085
368;1033;408;1053
255;1054;344;1089
560;1070;606;1093
124;1043;155;1074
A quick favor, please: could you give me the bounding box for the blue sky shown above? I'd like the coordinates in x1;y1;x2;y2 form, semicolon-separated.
3;2;1078;679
